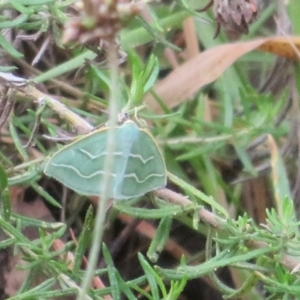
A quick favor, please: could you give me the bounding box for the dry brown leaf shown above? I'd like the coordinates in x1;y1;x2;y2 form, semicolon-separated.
145;36;300;113
258;36;300;61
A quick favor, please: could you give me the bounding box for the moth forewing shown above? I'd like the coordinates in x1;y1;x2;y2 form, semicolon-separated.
44;120;166;200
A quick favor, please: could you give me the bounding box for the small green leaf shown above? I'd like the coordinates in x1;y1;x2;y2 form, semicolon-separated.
0;35;23;58
143;55;159;93
9;119;28;161
0;163;10;221
138;253;166;299
33;50;97;83
165;278;188;300
233;142;257;176
74;206;94;273
0;13;29;29
268;135;294;222
15;0;54;4
10;0;35;14
147;216;172;262
8;166;42;186
31;182;62;208
102;243;121;300
11;213;64;229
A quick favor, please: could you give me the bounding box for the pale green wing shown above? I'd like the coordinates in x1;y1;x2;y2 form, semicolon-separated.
44;121;166;200
44;126;112;196
116;123;166;199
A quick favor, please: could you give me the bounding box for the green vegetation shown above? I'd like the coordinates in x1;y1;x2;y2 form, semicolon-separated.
1;0;300;299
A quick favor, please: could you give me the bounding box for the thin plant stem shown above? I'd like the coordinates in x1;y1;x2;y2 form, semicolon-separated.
77;44;120;300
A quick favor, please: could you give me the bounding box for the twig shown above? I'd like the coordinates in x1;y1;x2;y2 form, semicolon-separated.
154;188;222;229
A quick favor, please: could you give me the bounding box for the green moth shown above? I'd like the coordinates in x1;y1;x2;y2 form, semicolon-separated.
44;120;166;200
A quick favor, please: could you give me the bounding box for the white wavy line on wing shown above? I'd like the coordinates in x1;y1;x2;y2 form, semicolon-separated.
129;153;154;163
124;172;165;183
51;163;116;179
79;149;123;159
79;148;155;164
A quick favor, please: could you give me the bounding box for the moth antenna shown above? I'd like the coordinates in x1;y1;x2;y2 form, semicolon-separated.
213;22;221;39
198;0;213;12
